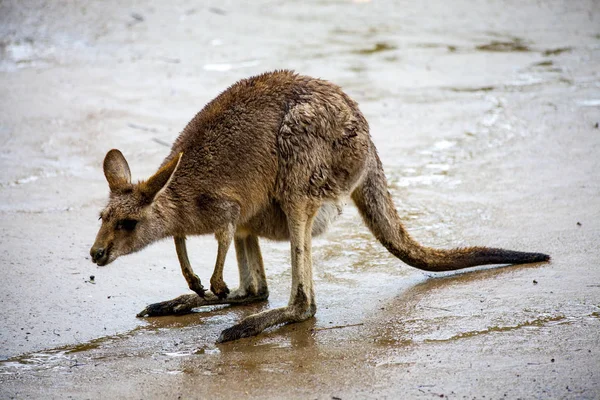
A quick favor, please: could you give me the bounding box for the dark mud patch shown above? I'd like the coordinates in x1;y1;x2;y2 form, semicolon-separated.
352;42;397;55
330;26;387;38
476;38;531;52
415;43;458;52
542;47;573;56
446;86;496;93
529;60;562;72
532;60;554;67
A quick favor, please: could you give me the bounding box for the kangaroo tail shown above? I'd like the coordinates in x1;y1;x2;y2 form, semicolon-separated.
351;152;550;272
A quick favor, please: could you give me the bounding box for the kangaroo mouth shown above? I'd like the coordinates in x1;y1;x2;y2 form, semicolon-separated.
91;245;113;266
94;254;110;266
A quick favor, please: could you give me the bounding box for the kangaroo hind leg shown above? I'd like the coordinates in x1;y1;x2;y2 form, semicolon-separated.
217;201;318;343
235;234;269;297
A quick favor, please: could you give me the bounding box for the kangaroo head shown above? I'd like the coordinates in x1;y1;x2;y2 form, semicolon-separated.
90;149;182;266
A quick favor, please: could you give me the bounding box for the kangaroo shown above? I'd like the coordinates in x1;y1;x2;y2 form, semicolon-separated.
90;70;550;343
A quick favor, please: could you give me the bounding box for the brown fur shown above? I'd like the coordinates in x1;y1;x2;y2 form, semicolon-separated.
90;70;550;342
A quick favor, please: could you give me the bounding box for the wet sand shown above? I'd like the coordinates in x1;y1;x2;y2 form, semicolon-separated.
1;0;599;398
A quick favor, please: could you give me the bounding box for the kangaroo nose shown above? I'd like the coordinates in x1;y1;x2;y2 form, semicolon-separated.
91;247;105;263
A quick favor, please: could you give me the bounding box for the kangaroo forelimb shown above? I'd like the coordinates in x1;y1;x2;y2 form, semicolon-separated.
174;236;205;297
209;224;235;299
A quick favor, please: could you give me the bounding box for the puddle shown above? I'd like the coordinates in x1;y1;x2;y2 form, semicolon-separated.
0;39;54;71
1;171;59;188
424;163;450;171
0;327;151;372
164;351;194;357
203;60;260;72
433;140;456;150
0;350;77;374
578;99;600;107
423;315;567;343
394;174;446;188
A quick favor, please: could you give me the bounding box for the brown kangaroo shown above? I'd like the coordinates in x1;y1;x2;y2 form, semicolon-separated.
90;70;549;343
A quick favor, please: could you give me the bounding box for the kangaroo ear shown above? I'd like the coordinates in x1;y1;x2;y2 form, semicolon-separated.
103;149;132;192
139;153;183;201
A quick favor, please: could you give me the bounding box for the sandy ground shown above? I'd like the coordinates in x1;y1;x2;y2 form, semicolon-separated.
1;0;599;398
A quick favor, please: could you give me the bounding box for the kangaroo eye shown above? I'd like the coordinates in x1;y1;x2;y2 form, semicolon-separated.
116;219;138;231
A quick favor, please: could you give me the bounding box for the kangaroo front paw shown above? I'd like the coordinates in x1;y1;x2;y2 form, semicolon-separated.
136;293;198;317
188;275;206;298
191;284;206;298
210;278;230;299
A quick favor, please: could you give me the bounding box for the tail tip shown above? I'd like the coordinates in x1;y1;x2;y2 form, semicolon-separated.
536;253;551;262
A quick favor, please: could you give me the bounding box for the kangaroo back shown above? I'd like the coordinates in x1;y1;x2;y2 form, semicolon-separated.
351;150;550;271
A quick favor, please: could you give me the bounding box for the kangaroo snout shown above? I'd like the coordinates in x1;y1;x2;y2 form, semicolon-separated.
90;246;109;266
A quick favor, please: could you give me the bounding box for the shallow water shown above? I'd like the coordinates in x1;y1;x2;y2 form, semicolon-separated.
1;0;599;398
